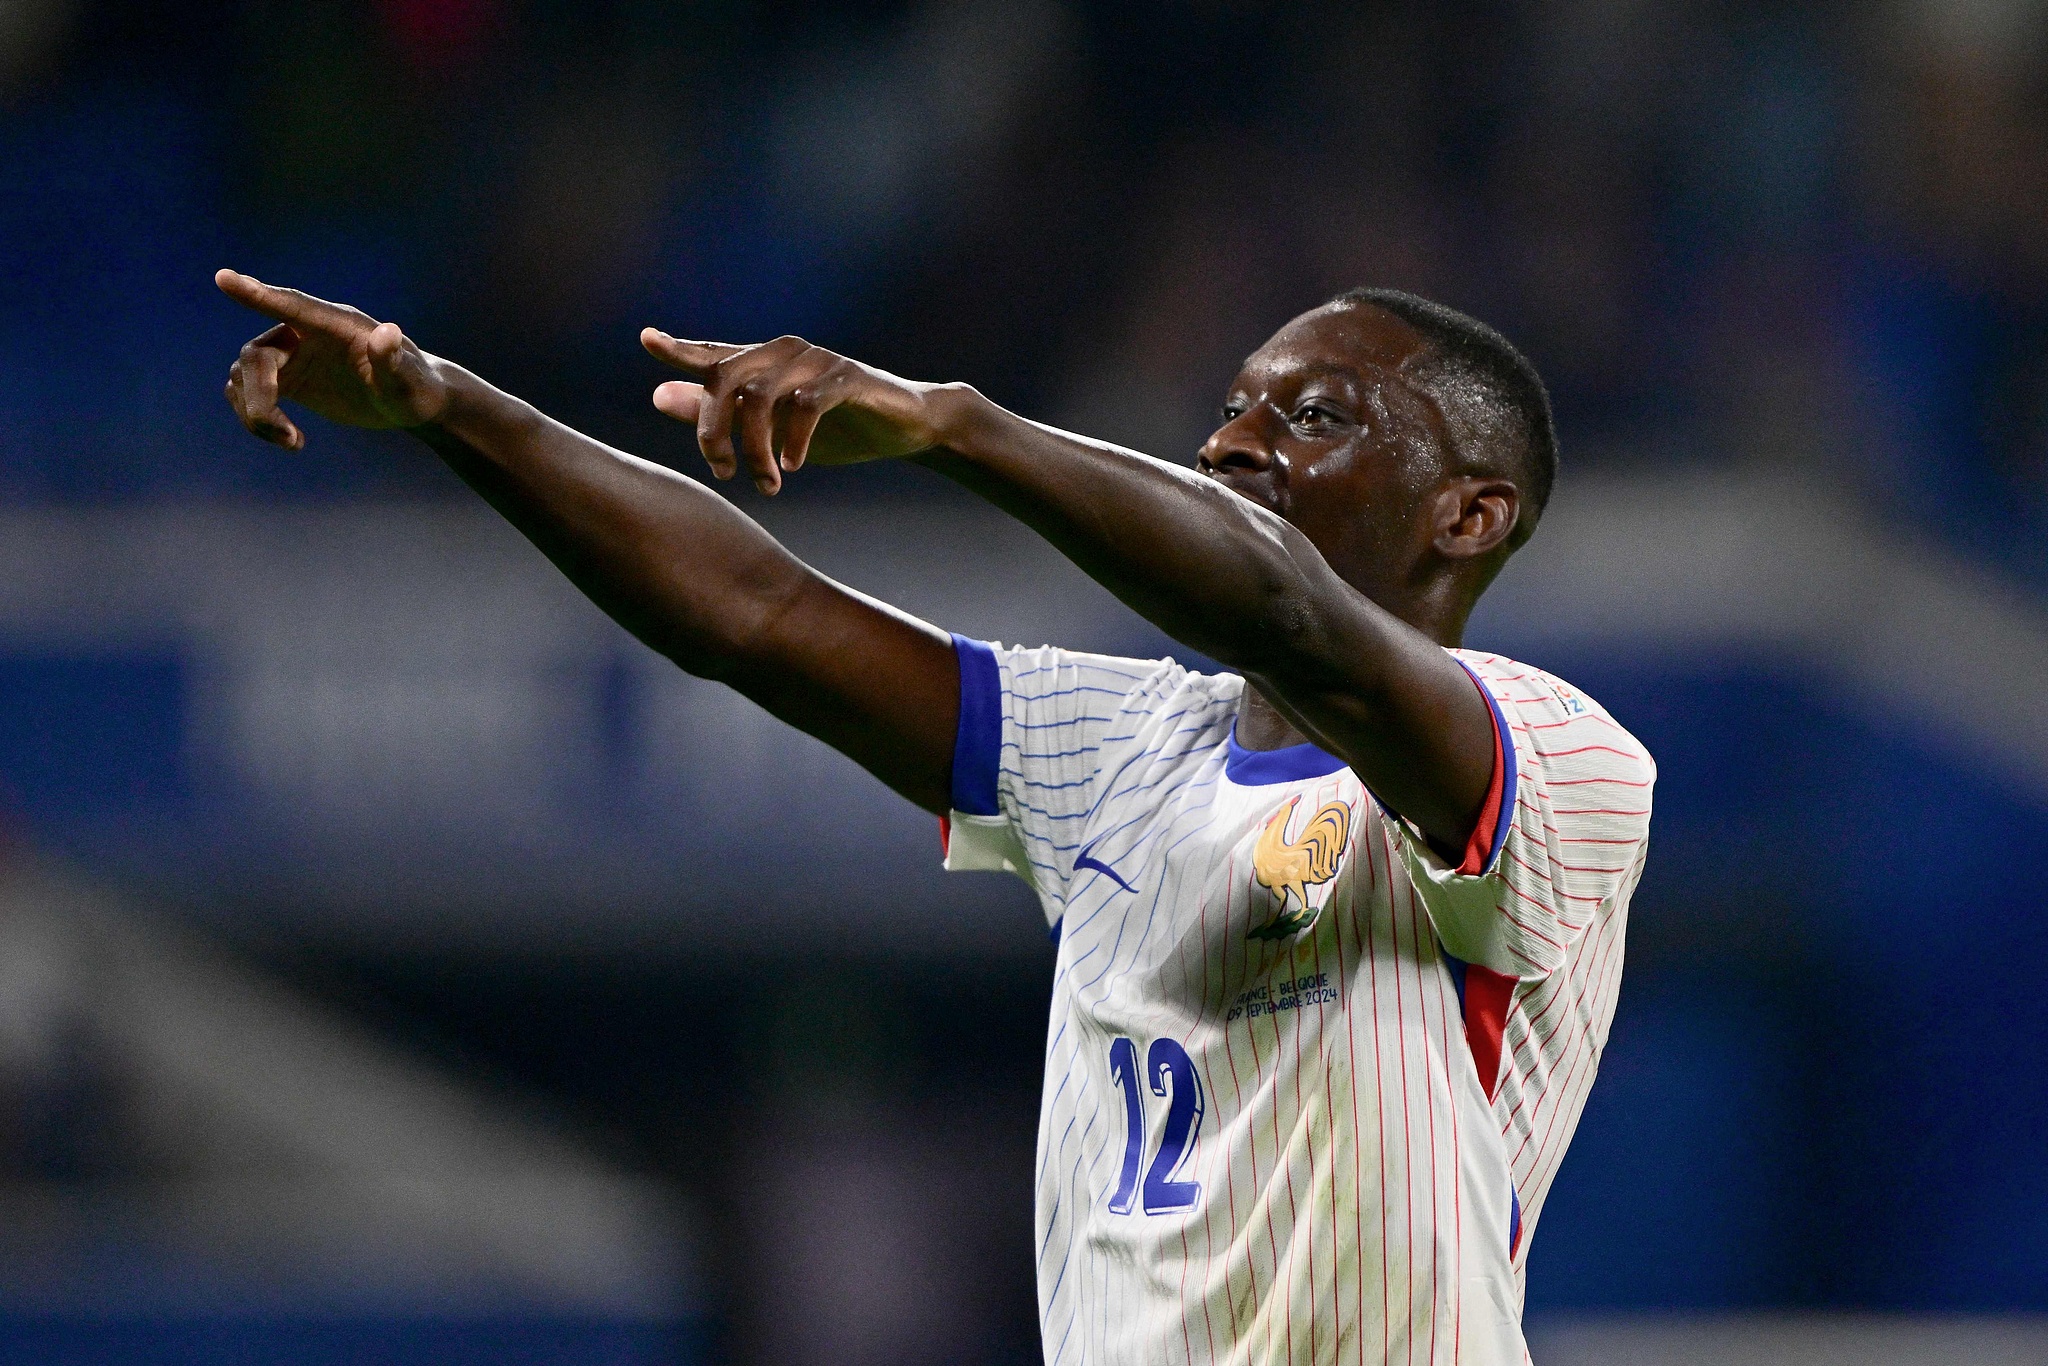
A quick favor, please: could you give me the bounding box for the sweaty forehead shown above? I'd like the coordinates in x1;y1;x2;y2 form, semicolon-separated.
1236;303;1433;391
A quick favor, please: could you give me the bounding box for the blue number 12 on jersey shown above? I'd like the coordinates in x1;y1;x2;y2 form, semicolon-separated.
1105;1037;1204;1214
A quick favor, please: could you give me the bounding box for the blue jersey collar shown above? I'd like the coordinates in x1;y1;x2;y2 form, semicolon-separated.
1223;727;1348;785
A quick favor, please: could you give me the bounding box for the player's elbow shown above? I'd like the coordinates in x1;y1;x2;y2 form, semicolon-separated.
1157;499;1354;679
634;550;817;686
1193;580;1333;687
1221;536;1348;672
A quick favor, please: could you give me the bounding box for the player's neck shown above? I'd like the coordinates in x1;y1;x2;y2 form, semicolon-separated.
1236;583;1472;753
1337;559;1473;653
1401;576;1475;649
1234;687;1312;752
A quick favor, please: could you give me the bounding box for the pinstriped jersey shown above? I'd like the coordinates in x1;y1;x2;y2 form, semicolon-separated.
941;637;1654;1366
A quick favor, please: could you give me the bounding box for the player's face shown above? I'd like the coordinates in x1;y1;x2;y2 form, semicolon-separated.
1196;303;1451;603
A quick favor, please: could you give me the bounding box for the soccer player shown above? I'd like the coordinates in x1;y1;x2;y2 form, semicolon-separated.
217;269;1653;1365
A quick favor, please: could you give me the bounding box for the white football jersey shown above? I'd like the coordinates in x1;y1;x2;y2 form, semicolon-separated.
942;637;1653;1366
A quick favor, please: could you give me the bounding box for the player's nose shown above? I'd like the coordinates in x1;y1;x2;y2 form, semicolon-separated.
1197;416;1274;476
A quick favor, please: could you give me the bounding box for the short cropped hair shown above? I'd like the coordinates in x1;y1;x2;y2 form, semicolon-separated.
1328;287;1558;547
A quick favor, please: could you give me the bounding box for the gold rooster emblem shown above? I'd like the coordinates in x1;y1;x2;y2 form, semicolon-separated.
1248;795;1353;940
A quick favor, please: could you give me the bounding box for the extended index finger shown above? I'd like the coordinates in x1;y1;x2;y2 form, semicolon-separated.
641;329;747;377
215;269;367;335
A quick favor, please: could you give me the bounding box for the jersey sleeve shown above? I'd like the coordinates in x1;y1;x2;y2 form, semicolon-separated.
940;635;1184;922
1395;652;1655;980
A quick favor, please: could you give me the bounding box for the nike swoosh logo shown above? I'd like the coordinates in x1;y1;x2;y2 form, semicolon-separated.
1074;838;1138;894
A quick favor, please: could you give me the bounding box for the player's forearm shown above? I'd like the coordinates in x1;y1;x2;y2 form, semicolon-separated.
416;363;820;682
215;273;952;811
634;325;1489;839
918;391;1406;687
915;394;1499;842
413;364;961;814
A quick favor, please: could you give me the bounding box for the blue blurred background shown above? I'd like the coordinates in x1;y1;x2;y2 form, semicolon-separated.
1;1;2045;1362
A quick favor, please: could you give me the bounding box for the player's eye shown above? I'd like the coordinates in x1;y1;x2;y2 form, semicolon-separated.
1219;402;1246;421
1294;404;1339;427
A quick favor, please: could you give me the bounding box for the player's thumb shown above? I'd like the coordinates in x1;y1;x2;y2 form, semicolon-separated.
652;380;705;424
365;321;444;423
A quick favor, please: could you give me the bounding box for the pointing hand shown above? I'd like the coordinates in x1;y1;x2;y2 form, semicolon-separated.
216;269;450;449
641;330;964;495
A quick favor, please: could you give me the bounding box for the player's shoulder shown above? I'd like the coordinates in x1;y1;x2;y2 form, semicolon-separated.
992;642;1243;721
1451;648;1656;782
991;643;1228;700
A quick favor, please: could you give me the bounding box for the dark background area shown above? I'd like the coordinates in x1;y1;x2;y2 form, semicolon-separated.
2;1;2046;1362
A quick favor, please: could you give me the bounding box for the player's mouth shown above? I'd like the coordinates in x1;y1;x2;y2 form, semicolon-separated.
1199;462;1285;517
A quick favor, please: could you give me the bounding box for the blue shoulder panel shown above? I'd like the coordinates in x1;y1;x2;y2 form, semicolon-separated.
949;634;1002;816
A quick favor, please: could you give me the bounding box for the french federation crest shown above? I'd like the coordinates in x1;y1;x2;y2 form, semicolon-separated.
1247;794;1352;940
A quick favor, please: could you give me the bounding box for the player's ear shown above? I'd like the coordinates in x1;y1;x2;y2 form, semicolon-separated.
1431;477;1519;561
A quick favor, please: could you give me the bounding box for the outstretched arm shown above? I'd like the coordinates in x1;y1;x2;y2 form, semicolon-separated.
215;273;960;813
919;416;1497;857
644;334;1496;856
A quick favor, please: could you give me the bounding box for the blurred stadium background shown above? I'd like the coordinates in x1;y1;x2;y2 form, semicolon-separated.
3;0;2047;1362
